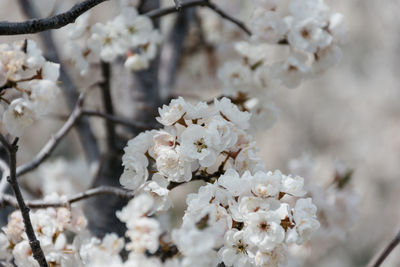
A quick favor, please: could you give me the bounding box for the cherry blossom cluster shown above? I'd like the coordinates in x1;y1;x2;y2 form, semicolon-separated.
118;97;320;266
65;6;161;76
119;96;263;192
172;169;319;266
0;40;60;137
0;195;87;266
288;156;359;264
217;0;346;130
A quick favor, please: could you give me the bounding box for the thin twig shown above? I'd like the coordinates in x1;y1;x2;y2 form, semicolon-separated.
16;94;85;177
0;0;108;35
0;186;134;209
99;62;117;151
0;136;48;267
168;169;223;190
368;228;400;267
18;0;101;163
146;0;252;36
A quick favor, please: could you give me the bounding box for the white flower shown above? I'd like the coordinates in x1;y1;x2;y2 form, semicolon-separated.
328;12;347;44
251;171;282;198
180;124;218;167
155;147;192;182
13;240;38;267
252;0;279;12
138;176;172;213
243;210;285;251
3;98;36;137
313;44;342;73
251;11;288;43
288;18;332;53
65;42;90;76
24;40;45;70
281;173;306;197
67;11;91;39
218;229;253;267
117;194;155;224
272;51;310;88
24;79;60;115
88;22;126;62
254;244;288;267
231;196;280;222
217;61;253;96
293;198;320;244
116;7;154;46
172;220;220;257
120;153;149;190
156;97;188;126
0;233;10;260
124;54;149;71
214;97;251;129
125;217;161;253
207;115;238;151
218;169;252;197
289;0;329;22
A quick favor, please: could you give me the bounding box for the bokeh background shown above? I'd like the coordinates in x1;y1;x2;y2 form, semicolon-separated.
1;0;400;266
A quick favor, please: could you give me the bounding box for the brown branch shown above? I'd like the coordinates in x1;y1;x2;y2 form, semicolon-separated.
167;169;223;190
146;0;252;36
1;186;134;209
99;62;117;151
16;93;85;177
0;186;134;209
368;228;400;267
0;136;48;267
0;0;108;35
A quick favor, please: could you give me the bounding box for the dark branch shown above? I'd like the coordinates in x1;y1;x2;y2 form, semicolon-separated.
146;0;251;36
0;136;48;267
1;186;134;209
0;0;108;35
99;62;117;151
368;228;400;267
1;0;251;36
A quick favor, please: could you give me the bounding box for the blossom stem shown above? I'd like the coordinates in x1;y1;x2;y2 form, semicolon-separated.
0;136;48;267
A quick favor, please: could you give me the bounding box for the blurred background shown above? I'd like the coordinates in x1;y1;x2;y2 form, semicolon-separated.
1;0;400;266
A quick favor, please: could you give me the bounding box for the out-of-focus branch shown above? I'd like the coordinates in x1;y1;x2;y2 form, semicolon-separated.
146;0;252;36
16;94;85;177
1;0;251;36
368;228;400;267
159;7;196;100
99;62;117;151
0;186;134;209
17;0;100;163
0;0;108;35
0;136;48;267
83;110;156;130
